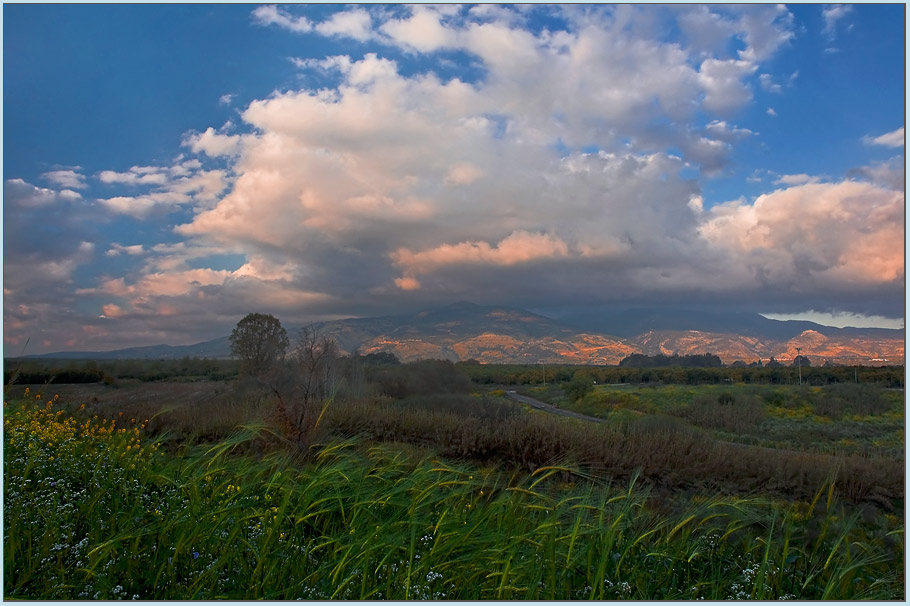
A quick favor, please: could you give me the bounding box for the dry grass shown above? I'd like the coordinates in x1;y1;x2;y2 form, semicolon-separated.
29;381;903;507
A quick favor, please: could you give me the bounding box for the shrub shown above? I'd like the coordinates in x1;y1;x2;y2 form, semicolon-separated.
671;393;766;433
812;384;890;419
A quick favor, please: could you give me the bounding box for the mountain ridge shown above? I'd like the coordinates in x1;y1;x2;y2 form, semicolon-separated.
18;303;904;365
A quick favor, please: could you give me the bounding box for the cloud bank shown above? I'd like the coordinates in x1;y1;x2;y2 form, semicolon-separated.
4;5;904;352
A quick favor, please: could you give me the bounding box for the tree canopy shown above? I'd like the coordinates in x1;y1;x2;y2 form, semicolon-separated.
230;313;289;376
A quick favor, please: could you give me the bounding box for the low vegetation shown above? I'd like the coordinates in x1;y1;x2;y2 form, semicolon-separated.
4;317;904;600
4;389;904;600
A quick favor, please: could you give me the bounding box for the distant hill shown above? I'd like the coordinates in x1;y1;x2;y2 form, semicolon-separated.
312;301;634;364
21;336;232;360
559;308;900;340
22;303;904;365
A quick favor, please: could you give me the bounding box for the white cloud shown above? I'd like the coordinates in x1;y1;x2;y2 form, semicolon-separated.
106;243;145;257
393;231;570;276
251;5;313;33
700;180;903;290
766;107;777;117
774;173;821;186
98;192;191;218
98;167;169;186
862;127;904;148
761;310;904;330
315;8;373;42
26;5;900;353
171;5;847;320
704;120;754;142
759;73;781;93
183;127;243;157
380;6;459;53
4;178;76;207
676;6;738;57
443;162;485;186
734;4;795;62
822;4;853;38
218;93;235;106
698;59;757;114
42;169;87;189
848;156;904;190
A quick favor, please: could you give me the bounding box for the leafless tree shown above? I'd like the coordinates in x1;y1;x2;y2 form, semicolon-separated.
268;325;341;451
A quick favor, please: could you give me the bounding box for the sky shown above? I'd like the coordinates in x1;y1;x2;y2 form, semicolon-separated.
2;3;906;354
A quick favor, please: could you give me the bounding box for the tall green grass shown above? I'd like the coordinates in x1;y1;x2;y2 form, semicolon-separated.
4;392;903;600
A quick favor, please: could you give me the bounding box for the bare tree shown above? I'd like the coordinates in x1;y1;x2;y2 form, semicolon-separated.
269;325;341;451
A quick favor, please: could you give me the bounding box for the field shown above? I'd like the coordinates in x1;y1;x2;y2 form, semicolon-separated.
3;359;905;600
530;382;905;459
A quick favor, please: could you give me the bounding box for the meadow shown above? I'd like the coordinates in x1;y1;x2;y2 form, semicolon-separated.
3;359;905;600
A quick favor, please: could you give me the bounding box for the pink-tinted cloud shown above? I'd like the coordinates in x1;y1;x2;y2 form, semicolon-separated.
700;180;904;286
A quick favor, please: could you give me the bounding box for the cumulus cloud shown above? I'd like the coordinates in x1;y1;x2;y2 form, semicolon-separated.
42;168;87;189
393;231;570;277
699;180;903;299
380;6;459;53
734;4;795;62
95;158;231;218
315;8;373;42
4;178;81;207
9;5;903;353
862;127;904;148
443;162;484;186
704;120;754;142
251;4;313;33
4;179;107;351
183;127;243;157
698;59;757;114
160;6;899;325
98;192;191;219
98;167;169;186
847;156;905;191
106;243;145;257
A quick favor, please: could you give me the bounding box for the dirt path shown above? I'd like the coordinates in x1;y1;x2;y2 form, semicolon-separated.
505;390;605;423
504;389;834;459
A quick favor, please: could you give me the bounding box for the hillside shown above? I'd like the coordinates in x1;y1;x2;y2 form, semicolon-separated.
24;303;904;365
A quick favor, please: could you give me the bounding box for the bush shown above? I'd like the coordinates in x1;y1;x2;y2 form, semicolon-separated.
370;360;472;399
672;393;766;433
813;384;890;419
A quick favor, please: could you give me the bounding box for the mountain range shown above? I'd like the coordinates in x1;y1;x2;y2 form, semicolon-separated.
21;302;904;365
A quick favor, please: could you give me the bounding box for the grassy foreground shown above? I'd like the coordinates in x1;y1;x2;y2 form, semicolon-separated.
4;390;904;600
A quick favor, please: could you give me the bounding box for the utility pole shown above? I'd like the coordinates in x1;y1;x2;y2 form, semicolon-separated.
796;347;802;386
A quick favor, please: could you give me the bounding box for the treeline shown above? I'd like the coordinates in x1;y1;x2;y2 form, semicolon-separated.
457;361;904;388
4;357;241;385
6;355;904;390
619;353;723;367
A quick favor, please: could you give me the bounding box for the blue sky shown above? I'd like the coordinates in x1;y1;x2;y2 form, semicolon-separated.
3;4;905;353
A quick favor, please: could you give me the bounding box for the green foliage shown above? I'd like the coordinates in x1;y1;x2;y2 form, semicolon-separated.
619;353;724;368
4;395;903;600
673;393;767;433
456;362;904;388
4;357;239;384
369;360;472;399
564;373;593;402
812;383;890;419
229;313;289;377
